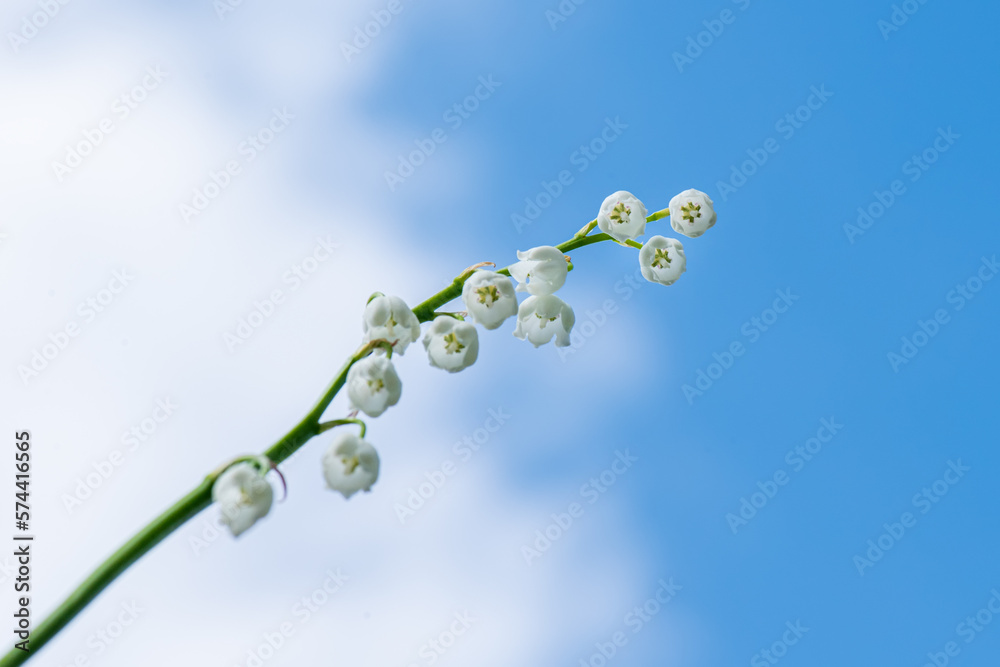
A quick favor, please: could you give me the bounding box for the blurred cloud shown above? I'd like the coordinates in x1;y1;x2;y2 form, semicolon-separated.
0;1;656;666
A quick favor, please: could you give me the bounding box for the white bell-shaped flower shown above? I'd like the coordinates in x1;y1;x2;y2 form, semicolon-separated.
597;191;648;243
322;432;380;499
347;355;402;417
423;316;479;373
669;189;717;238
513;294;575;348
211;462;274;537
461;270;517;330
362;295;421;354
509;246;568;295
639;236;687;286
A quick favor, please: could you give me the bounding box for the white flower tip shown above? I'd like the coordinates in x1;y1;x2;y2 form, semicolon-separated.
362;295;420;354
212;462;274;538
639;236;687;287
423;316;479;373
513;295;575;348
598;190;648;243
669;189;716;238
323;434;380;500
509;246;568;296
346;355;402;418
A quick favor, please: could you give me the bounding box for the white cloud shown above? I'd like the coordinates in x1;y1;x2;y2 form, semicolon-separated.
0;2;658;665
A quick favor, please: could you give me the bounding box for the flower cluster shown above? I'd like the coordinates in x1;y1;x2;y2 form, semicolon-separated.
509;247;574;347
211;188;716;536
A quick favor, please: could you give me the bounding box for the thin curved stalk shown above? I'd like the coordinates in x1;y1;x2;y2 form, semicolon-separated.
0;213;666;665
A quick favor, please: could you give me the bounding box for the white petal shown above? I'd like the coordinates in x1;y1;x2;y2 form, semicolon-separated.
513;294;574;348
638;236;687;286
362;295;420;354
509;246;567;296
423;316;479;372
462;271;518;330
669;189;716;238
211;463;274;537
347;355;402;417
597;191;648;243
322;433;380;499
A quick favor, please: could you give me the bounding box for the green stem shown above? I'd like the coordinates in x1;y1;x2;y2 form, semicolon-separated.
318;418;367;438
558;233;614;254
0;344;379;667
573;218;598;238
0;480;214;667
0;215;623;666
646;207;670;223
263;340;385;464
430;311;466;321
410;233;613;321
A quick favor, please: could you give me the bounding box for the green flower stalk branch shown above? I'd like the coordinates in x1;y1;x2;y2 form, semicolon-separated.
2;188;718;666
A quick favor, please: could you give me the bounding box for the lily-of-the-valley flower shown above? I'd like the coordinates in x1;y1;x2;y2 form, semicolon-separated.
362;295;421;354
346;355;402;417
423;316;479;373
513;294;575;348
509;246;568;295
211;462;274;537
461;270;518;330
669;188;717;238
597;190;648;243
639;236;687;286
322;432;380;499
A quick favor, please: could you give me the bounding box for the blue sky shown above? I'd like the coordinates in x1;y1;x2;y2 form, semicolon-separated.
2;0;999;666
361;2;1000;661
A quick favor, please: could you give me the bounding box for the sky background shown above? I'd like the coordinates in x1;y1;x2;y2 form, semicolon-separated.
2;1;999;666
